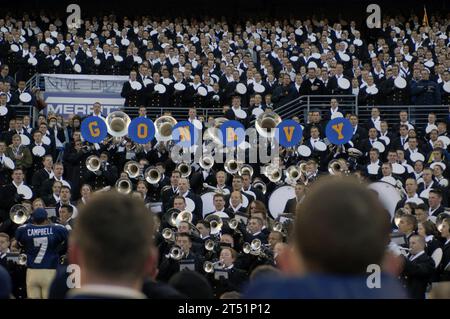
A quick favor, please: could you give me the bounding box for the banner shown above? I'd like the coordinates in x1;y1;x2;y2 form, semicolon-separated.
42;74;128;94
42;74;127;118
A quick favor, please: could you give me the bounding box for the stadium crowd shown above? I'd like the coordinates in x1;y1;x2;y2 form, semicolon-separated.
0;10;449;299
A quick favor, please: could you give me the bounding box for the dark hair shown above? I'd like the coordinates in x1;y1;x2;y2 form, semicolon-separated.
60;204;73;214
401;214;418;229
72;192;154;281
419;220;439;237
429;189;443;198
168;271;213;299
295;177;390;274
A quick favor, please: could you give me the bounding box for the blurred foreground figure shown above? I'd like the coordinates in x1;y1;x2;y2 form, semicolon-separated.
244;177;407;299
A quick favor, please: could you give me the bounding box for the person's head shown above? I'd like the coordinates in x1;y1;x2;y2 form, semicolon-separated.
438;218;450;239
176;233;192;254
168;270;213;299
59;204;74;224
428;189;442;209
248;200;266;215
368;127;378;140
381;162;392;176
230;191;243;207
268;231;283;249
295;183;305;199
177;178;189;194
53;162;64;178
220;247;237;267
43;155;53;170
0;233;10;254
173;196;186;211
248;217;263;234
213;193;225;210
216;170;226;186
69;192;155;289
295;177;391;274
404;178;417;196
52;180;62;195
136;180;148;196
403;202;417;215
196;221;210;237
80;184;92;199
12;134;21;147
170;170;181;187
369;148;379;162
417;220;437;237
422;168;433;183
220;233;235;247
11;168;24;184
232;175;243;191
398;214;417;234
60;186;71;202
415;204;429;224
310;126;320;139
241;173;252;188
409;235;426;255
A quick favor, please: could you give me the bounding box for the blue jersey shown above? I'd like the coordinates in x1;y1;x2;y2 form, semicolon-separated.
15;223;69;269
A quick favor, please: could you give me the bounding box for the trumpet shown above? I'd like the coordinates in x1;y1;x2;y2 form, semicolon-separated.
169;245;184;260
224;158;240;174
162;228;175;241
124;161;140;179
144;166;162;184
204;239;216;251
176;162;192;178
238;164;254;177
115;177;133;194
199;155;214;170
106;111;131;137
155;115;178;141
203;260;224;273
10;204;31;225
205;214;223;235
86;155;101;172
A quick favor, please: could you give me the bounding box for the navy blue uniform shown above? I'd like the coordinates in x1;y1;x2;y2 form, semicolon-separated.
15;223;68;269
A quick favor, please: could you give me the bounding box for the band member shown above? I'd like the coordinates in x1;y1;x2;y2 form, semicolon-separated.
15;208;68;299
283;182;306;215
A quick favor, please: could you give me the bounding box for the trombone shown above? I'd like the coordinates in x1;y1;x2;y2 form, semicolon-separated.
144;166;162;184
10;204;31;225
86;155;101;172
115;177;133;194
124;161;140;179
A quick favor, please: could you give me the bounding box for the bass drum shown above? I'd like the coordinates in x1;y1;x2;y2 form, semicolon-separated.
368;182;403;219
201;191;216;218
268;185;296;220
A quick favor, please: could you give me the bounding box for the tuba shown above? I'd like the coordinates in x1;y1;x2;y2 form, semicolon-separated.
168;245;184;260
124;161;140;179
204;239;216;251
154;115;178;142
115;177;133;194
252;180;267;194
86;155;101;172
176;162;192;178
255;110;282;138
205;214;223;235
10;204;31;225
199;155;214;170
162;228;175;242
238;164;254;177
285;165;301;181
106;111;131;137
144;166;162;184
328;159;349;175
263;164;282;183
224;158;240;174
174;210;193;227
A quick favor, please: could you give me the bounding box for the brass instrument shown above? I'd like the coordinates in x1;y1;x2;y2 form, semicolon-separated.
174;210;193;227
144;166;162;184
263;164;282;183
10;204;31;225
272;222;284;233
124;161;140;179
204;239;216;251
285;165;301;181
106;111;131;137
176;162;192;178
86;155;101;172
328;159;349;175
203;260;224;273
224;158;240;174
205;214;223;235
228;218;239;230
115;177;133;194
238;164;254;177
18;253;27;266
252;180;267;194
203;117;228;145
162;228;175;242
255;110;282;139
168;245;184;260
199;155;214;170
154;115;178;141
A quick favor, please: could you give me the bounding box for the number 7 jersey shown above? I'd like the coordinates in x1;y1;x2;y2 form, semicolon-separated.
15;223;69;269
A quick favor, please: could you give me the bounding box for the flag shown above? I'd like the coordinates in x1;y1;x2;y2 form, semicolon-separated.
423;6;429;27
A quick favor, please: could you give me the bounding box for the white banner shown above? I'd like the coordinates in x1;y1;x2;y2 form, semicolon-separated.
42;74;128;94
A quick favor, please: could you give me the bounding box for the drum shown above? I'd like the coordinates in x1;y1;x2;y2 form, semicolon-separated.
268;185;295;220
234;109;247;119
162;78;173;86
185;197;196;213
201;192;216;217
368;181;403;218
0;106;9;116
32;145;46;157
297;145;312;157
27;57;38;66
366;86;379;95
74;64;82;73
410;153;425;163
121;38;130;46
42;136;51;145
3;157;15;170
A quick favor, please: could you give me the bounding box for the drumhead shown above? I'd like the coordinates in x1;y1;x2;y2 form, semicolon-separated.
337;77;350;90
331;111;344;119
162;78;173;86
10;44;19;52
94;58;101;65
3;157;15;170
394;77;407;89
268;185;295;219
307;61;318;69
54;59;60;66
443;82;450;93
143;78;153;86
20;134;30;146
130;81;142;90
315;141;327;151
367;163;379;175
339;53;350;62
379;136;390;145
39;43;47;51
353;39;363;46
133;56;143;64
0;106;8;116
32;145;45;157
57;43;66;51
253;83;265;93
121;38;130;46
28;57;38;66
368;181;402;218
42;135;51;145
425;124;438;134
410;152;425;163
252;107;264;118
201;192;216;217
185;197;196;213
438;136;450;148
236;83;247;95
289;56;299;62
366;86;379;95
372;141;385;153
74;64;82;73
234;109;247;119
19;92;32;103
114;55;123;62
154;84;166;94
392;163;406;175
